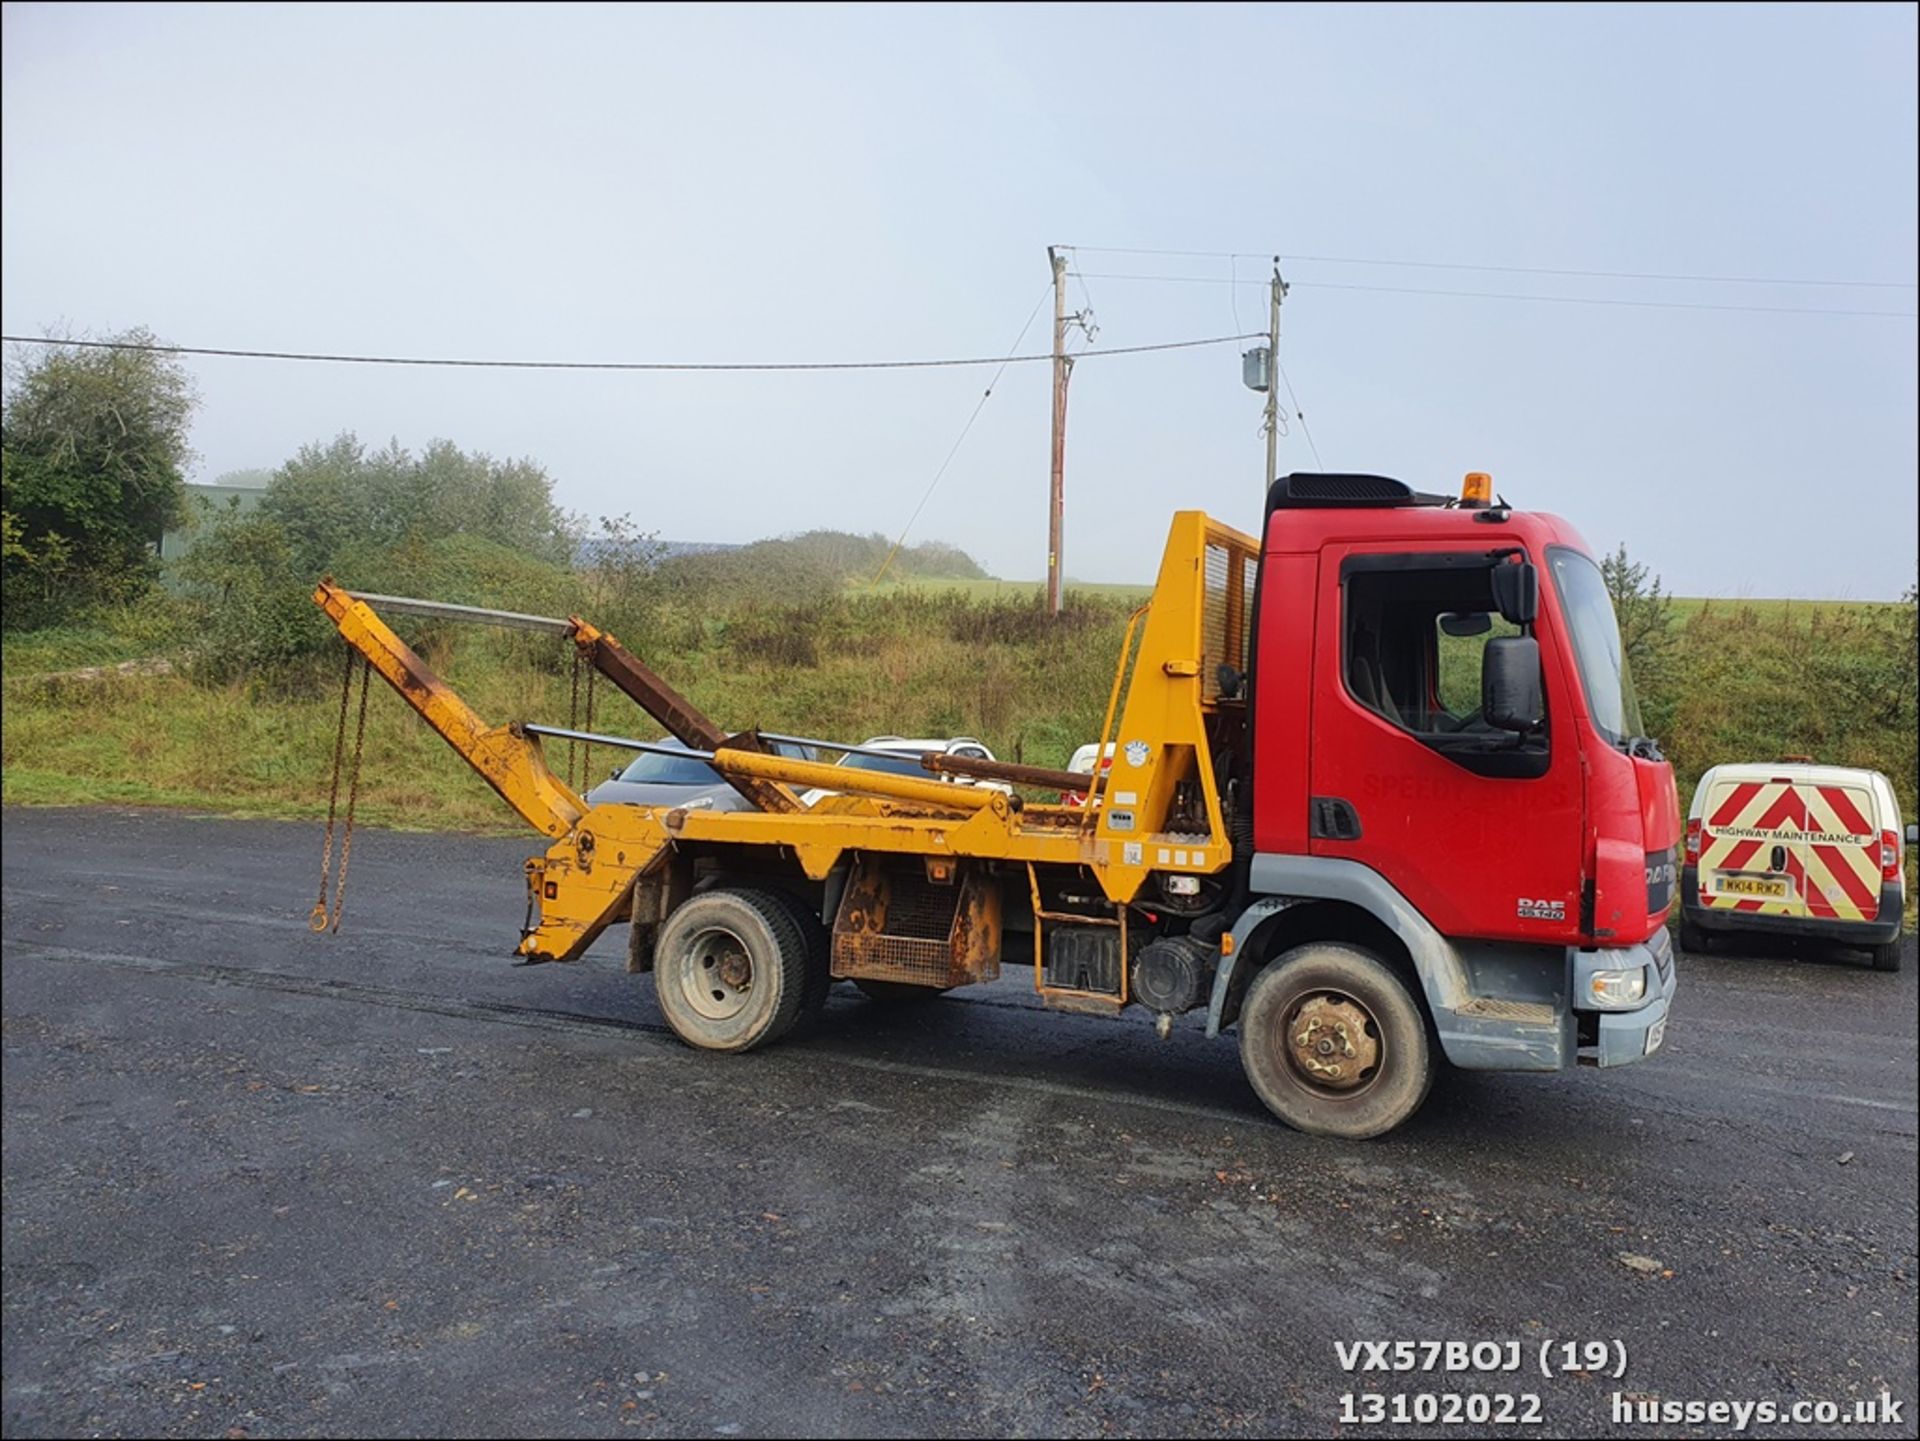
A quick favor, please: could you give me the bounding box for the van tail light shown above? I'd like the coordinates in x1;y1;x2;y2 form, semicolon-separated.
1685;818;1702;867
1882;829;1901;883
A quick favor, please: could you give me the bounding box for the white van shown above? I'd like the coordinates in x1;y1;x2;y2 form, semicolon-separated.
1680;762;1912;971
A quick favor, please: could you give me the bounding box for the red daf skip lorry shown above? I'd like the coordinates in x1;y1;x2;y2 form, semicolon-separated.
315;470;1681;1139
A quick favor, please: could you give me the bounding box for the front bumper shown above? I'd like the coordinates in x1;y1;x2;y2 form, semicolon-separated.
1681;867;1904;945
1573;927;1677;1068
1435;930;1676;1072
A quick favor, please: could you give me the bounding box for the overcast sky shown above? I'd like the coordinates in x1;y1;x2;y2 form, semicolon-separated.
3;2;1915;596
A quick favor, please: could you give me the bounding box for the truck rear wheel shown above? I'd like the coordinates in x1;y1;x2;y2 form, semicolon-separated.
652;889;808;1052
1678;917;1711;955
1869;939;1903;973
756;887;833;1013
1238;942;1434;1140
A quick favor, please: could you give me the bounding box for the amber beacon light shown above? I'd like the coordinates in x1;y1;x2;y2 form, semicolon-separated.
1460;471;1493;507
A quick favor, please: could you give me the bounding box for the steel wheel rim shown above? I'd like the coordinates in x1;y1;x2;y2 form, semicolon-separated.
1276;988;1384;1099
680;925;755;1021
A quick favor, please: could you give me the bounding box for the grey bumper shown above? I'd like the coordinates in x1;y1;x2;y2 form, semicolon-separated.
1574;928;1676;1068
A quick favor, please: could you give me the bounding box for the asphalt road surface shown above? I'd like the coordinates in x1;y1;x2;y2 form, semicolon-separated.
3;808;1915;1439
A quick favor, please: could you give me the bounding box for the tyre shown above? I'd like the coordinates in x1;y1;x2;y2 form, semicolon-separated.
1869;938;1903;973
1678;917;1711;955
652;889;809;1052
853;979;949;1003
1237;942;1434;1140
758;887;833;1014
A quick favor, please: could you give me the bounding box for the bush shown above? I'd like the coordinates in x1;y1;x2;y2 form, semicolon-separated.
2;330;197;626
1662;593;1918;826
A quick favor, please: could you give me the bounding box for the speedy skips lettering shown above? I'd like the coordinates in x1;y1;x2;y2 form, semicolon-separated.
1698;781;1881;922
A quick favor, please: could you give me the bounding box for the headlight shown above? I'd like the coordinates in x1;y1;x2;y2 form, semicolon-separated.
1589;966;1648;1008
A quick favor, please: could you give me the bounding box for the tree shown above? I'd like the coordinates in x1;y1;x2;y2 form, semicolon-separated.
1600;543;1677;736
2;329;197;624
175;431;584;677
255;431;577;578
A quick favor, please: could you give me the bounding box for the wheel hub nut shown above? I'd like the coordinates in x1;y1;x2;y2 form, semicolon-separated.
1289;995;1378;1090
718;950;752;990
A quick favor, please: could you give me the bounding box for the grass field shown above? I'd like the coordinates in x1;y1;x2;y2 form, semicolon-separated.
860;575;1155;603
867;575;1893;618
4;573;1913;874
1;588;1135;833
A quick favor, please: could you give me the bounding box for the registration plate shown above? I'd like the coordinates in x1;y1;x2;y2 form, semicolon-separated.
1644;1019;1666;1056
1716;875;1788;898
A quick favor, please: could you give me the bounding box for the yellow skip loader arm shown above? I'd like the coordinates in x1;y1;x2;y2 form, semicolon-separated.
312;582;586;839
311;510;1260;970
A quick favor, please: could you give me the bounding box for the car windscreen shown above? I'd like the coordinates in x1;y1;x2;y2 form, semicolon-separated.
614;750;723;786
839;751;928;779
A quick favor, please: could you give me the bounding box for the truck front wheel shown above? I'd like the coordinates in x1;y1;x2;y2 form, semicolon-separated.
652;889;808;1053
1238;943;1434;1140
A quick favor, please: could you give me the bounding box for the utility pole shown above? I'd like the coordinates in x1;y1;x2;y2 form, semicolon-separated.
1263;257;1287;493
1047;245;1069;616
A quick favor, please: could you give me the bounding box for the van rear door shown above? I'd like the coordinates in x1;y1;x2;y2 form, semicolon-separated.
1698;776;1807;921
1802;780;1883;925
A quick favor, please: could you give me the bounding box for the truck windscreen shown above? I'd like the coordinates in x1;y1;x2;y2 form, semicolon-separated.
1546;546;1646;747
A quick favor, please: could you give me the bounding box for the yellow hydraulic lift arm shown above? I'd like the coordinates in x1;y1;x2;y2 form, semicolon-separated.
565;617;801;814
312;581;587;839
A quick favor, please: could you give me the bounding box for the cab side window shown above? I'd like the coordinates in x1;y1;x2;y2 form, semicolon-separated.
1344;562;1513;735
1435;612;1522;719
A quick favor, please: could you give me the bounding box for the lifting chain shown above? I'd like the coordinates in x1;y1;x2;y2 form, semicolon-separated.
564;647;597;793
567;647;583;792
582;663;595;792
310;645;372;933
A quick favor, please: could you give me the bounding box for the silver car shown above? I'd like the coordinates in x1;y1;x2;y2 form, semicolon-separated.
586;737;814;812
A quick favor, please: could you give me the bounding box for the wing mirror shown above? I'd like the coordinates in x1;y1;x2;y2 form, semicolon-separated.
1439;611;1493;637
1490;560;1539;627
1907;823;1918;846
1484;635;1544;733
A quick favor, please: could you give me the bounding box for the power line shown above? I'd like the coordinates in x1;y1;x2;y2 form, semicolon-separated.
871;284;1054;586
1068;244;1918;291
1293;280;1918;319
1276;361;1324;470
1066;274;1918;319
1076;272;1263;286
0;331;1261;373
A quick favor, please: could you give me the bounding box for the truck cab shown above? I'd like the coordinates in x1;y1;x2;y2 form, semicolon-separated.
1206;473;1680;1133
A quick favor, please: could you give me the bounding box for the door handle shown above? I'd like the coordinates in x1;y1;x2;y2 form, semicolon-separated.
1310;797;1363;841
1770;843;1787;871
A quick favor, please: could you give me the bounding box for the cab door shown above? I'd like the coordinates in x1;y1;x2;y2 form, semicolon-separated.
1697;776;1807;919
1308;546;1586;945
